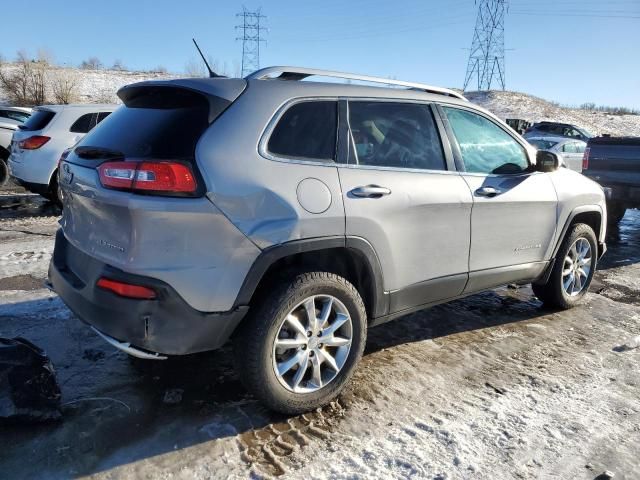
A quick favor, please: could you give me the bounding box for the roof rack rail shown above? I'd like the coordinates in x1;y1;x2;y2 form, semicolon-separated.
246;66;467;101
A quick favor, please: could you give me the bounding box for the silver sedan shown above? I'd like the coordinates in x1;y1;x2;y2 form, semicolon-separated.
527;136;587;172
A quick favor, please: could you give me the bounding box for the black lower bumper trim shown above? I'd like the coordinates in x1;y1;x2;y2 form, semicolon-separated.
49;229;248;356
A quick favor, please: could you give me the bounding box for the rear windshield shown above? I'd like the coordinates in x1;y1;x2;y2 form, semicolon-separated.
20;110;56;131
75;88;215;161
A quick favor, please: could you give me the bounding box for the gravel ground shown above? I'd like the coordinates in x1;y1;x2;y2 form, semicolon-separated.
0;198;638;480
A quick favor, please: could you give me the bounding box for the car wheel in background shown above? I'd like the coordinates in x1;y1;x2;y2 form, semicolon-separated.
0;160;8;187
49;172;63;207
233;271;367;414
532;223;597;309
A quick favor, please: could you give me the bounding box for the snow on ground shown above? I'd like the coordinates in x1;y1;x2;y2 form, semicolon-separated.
0;213;58;279
1;203;639;479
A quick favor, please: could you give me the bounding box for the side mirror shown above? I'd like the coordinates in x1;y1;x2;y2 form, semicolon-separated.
536;150;560;172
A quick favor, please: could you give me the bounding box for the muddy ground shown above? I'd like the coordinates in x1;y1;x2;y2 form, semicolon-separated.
0;189;638;480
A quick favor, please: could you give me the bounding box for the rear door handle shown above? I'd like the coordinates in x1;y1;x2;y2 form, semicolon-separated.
350;185;392;198
474;186;501;198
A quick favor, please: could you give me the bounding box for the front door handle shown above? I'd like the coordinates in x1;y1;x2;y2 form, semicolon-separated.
474;186;501;198
350;185;392;198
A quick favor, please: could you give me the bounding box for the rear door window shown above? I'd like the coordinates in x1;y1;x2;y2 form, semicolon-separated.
267;101;337;161
69;113;96;133
347;101;446;170
20;110;56;131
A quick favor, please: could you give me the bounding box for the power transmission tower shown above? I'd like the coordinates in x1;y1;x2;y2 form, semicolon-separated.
463;0;507;92
236;7;267;77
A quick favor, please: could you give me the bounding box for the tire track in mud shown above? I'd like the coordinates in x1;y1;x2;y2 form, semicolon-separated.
237;401;346;477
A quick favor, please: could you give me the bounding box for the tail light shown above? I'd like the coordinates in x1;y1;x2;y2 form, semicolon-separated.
582;147;590;170
97;277;156;299
18;135;50;150
97;161;197;195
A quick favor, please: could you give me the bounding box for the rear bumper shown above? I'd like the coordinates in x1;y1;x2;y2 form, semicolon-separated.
49;229;248;356
8;153;56;185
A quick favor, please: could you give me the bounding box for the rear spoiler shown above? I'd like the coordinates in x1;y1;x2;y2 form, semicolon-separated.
117;78;247;123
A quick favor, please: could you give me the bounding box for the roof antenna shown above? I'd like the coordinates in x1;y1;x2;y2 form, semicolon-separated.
192;38;220;78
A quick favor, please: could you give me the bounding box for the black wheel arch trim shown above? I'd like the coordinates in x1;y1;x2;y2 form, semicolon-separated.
233;235;388;318
537;205;604;285
551;205;604;259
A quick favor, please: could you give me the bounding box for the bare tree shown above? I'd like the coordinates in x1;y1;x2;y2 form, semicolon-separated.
112;59;126;71
28;60;47;105
0;51;48;106
81;56;102;70
184;56;237;77
151;65;167;74
184;58;206;77
36;48;54;65
51;68;78;104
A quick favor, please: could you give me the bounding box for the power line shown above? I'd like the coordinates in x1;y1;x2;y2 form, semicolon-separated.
511;11;640;19
463;0;508;92
236;7;267;78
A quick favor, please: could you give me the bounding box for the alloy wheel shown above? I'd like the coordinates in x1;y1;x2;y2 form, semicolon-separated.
272;294;353;394
562;237;592;296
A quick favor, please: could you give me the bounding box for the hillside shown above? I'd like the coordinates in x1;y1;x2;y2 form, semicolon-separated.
467;90;640;137
2;63;639;137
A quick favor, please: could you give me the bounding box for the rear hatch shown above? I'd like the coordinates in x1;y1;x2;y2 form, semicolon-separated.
10;108;58;162
59;78;246;268
584;137;640;187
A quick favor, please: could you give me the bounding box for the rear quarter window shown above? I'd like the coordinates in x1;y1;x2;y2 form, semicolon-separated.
20;110;56;131
69;113;96;133
267;101;337;161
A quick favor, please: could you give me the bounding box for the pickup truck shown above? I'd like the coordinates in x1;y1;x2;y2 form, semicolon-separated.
583;136;640;226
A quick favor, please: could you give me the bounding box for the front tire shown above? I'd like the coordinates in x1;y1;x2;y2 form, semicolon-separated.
233;272;367;414
532;223;597;309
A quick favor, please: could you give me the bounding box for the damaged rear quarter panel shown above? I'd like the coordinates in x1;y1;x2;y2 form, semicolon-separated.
195;81;346;249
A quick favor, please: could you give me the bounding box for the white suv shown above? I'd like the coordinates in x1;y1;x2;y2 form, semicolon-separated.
9;104;116;203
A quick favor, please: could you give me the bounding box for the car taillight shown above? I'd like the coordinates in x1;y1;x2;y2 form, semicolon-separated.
97;161;197;195
18;135;50;150
582;147;590;170
96;277;157;300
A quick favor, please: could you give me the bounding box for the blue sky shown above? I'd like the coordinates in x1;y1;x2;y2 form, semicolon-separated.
3;0;639;108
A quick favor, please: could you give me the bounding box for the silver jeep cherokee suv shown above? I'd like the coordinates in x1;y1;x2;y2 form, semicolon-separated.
50;67;607;414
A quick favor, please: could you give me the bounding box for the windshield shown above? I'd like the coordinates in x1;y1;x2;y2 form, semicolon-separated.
528;139;558;150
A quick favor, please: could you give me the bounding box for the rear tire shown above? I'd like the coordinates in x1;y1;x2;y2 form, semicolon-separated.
532;223;597;309
0;160;8;187
233;271;367;414
49;173;63;207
